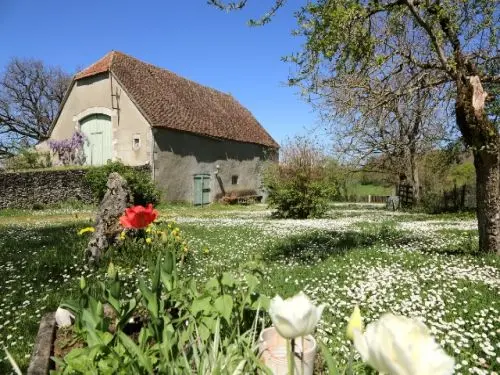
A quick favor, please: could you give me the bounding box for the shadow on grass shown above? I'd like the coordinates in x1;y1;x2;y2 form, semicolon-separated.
264;224;481;263
263;230;384;263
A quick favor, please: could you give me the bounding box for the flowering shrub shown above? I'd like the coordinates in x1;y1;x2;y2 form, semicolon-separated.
264;137;335;219
48;131;86;166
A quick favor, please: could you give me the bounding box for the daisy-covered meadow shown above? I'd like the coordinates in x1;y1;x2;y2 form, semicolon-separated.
0;203;499;373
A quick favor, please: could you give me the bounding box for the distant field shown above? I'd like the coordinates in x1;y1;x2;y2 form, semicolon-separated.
347;183;393;197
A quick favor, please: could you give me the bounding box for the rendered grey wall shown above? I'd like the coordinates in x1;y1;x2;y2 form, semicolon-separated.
153;128;276;203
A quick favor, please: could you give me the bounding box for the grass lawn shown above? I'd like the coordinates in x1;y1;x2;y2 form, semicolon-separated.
0;204;499;374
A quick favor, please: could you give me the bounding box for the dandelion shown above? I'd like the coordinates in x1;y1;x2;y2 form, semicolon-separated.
77;227;95;235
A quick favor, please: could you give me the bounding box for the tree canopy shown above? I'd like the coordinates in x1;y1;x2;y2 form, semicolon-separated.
0;58;71;158
209;0;500;253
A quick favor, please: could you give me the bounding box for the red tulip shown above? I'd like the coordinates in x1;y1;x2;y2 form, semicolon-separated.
119;204;159;229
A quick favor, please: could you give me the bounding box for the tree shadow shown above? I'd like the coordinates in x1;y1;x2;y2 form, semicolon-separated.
263;230;382;263
262;223;480;263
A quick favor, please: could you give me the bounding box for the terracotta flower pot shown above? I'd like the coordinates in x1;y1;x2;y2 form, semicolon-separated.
259;326;317;375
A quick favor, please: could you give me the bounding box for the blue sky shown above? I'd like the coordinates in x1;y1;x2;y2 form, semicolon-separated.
0;0;319;145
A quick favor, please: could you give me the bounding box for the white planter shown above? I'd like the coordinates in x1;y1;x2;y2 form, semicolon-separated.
259;326;317;375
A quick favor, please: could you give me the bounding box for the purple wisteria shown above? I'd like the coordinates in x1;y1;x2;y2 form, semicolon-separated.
48;131;87;166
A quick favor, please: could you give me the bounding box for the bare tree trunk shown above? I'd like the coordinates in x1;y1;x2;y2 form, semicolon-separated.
474;148;500;254
456;75;500;254
407;146;420;203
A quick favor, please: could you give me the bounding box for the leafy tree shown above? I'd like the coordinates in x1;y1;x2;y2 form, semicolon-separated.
326;75;452;202
209;0;500;254
0;58;71;158
264;136;334;218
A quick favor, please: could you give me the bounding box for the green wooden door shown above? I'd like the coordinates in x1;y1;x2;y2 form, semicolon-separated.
80;114;112;166
194;175;211;205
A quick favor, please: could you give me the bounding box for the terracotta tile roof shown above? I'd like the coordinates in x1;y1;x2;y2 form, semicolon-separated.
74;51;279;148
75;52;115;80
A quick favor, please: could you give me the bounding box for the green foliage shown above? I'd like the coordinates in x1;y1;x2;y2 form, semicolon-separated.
103;221;190;268
55;243;270;374
323;159;392;202
419;190;444;214
265;137;335;218
4;148;52;170
417;148;476;213
266;177;333;218
84;161;160;205
447;162;475;187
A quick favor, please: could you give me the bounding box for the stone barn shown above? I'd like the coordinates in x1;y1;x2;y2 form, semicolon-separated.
40;51;279;203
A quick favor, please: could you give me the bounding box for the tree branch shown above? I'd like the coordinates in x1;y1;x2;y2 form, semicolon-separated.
403;0;452;75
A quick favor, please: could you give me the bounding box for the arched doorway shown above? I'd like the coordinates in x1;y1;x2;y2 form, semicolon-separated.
80;114;112;165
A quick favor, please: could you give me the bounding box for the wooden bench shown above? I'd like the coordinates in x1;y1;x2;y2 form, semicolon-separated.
237;195;262;205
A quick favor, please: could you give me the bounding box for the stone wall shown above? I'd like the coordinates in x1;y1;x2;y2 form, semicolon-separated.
0;169;94;209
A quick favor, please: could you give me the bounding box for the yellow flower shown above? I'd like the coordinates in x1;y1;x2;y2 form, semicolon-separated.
119;231;126;240
78;227;95;235
346;305;363;340
145;237;152;245
183;245;189;253
145;226;152;233
203;247;210;254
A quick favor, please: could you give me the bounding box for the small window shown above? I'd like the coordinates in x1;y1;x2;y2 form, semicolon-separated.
231;175;238;185
132;134;141;150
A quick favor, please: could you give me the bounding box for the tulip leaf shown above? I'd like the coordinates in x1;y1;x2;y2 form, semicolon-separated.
214;295;233;324
221;272;236;287
118;331;154;374
251;293;270;310
245;274;259;290
198;322;211;341
318;339;340;375
190;296;212;316
205;277;220;295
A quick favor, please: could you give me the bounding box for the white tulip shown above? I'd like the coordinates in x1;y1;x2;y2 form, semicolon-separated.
269;292;325;339
353;313;455;375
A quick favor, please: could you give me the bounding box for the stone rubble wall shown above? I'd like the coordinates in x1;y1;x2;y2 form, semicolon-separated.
0;168;94;209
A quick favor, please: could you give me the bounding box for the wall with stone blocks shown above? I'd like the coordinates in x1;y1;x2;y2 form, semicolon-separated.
0;169;94;209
